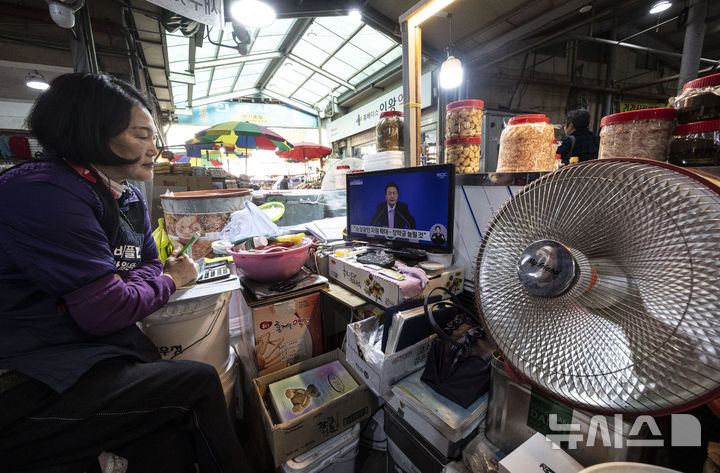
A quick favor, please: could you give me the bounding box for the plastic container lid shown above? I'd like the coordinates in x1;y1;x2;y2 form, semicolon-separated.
682;73;720;92
508;114;550;125
445;137;482;145
674;119;720;135
336;165;351;169
446;99;485;111
379;111;403;118
600;108;676;127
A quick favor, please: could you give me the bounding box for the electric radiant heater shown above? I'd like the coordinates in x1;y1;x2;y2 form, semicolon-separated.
475;159;720;415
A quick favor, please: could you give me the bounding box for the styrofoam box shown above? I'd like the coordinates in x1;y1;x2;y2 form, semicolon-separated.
282;424;360;473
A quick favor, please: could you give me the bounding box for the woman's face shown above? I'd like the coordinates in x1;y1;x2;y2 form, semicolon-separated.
103;105;159;182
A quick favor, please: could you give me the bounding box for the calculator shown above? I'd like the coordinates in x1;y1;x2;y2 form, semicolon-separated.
196;265;232;284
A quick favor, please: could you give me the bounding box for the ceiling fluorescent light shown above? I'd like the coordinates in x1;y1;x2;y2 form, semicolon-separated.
26;70;50;90
649;1;672;14
231;0;276;29
405;0;457;28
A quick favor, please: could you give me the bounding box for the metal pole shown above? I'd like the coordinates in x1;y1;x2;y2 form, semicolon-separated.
678;0;709;92
401;21;422;167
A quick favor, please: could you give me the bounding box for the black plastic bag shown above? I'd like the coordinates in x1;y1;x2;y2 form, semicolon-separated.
420;287;495;408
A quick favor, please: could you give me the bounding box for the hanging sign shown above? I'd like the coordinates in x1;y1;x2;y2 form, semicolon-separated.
147;0;224;28
328;72;433;142
620;101;669;112
177;102;318;128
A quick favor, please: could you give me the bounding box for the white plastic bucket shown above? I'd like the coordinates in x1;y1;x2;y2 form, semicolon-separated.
140;292;231;372
219;347;238;407
282;424;360;473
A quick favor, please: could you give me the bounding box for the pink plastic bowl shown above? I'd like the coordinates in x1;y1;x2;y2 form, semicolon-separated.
227;237;313;282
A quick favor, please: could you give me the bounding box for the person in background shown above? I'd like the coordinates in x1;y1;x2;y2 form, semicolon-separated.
0;73;249;472
557;109;600;164
370;182;416;229
279;175;290;189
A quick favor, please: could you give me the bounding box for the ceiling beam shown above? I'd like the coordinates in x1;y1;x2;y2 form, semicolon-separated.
289;20;365;98
168;71;196;85
191;88;260;106
288;53;355;90
336;57;402;105
256;18;314;91
463;0;592;65
261;89;320;115
195;51;281;69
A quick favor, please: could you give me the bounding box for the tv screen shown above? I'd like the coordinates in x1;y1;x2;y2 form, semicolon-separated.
345;164;455;253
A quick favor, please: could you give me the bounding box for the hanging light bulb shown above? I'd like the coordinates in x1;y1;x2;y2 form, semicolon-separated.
230;0;276;29
25;70;50;91
649;1;672;14
440;55;463;89
440;13;463;90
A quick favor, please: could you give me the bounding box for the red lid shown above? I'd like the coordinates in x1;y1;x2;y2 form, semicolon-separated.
674;119;720;135
555;154;562;159
553;139;558;144
379;111;403;118
508;114;550;125
351;169;364;173
682;73;720;92
445;137;482;145
336;165;350;169
600;108;676;127
446;100;484;111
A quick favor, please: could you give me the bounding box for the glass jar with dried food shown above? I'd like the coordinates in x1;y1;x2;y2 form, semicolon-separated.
497;114;555;172
445;137;481;174
598;108;676;161
671;73;720;124
446;100;484;139
376;111;404;152
668;119;720;167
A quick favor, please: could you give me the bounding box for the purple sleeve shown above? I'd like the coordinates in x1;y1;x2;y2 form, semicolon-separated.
0;173;176;336
123;258;163;283
64;272;176;336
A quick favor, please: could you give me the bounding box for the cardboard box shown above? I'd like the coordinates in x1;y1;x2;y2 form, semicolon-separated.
328;255;464;308
499;433;584;473
252;349;375;466
344;315;433;397
237;289;324;377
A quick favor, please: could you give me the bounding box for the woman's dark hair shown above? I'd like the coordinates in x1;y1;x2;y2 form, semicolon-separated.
565;109;590;130
28;73;153;167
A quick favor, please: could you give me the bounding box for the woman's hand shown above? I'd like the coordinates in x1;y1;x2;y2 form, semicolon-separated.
162;250;198;288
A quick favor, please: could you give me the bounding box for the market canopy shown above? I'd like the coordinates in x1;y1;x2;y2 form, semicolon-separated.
185;121;293;157
276;142;331;163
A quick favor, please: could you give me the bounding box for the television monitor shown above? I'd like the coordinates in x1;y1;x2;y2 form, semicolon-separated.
345;164;455;253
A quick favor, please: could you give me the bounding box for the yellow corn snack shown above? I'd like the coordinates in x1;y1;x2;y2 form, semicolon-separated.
275;233;305;245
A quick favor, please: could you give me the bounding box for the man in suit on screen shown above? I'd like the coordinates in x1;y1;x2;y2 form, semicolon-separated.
370;182;416;229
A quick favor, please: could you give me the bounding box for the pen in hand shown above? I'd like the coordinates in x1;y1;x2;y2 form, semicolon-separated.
177;231;201;257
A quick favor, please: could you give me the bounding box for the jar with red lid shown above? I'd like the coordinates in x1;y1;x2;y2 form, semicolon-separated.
376;110;404;152
445;137;481;173
671;73;720;124
446;99;484;139
668;120;720;167
335;165;351;189
599;108;676;161
497;114;555;172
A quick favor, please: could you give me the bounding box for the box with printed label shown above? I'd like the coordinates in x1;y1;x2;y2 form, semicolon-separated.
328;255;464;308
252;349;375;466
238;290;323;377
344;314;433;397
